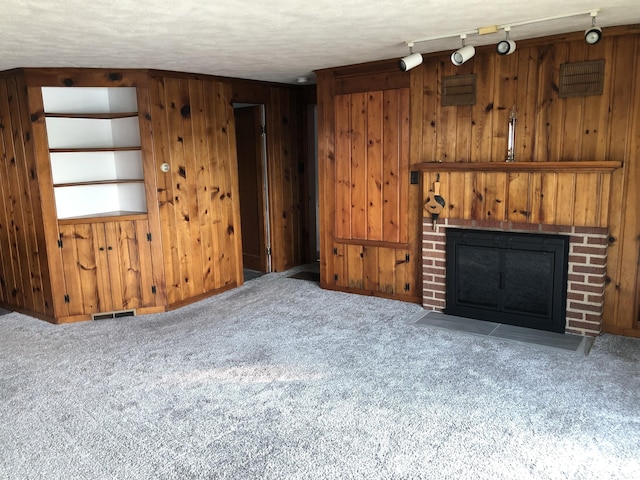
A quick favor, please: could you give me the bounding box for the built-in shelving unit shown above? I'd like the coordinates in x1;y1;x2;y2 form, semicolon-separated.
42;87;147;220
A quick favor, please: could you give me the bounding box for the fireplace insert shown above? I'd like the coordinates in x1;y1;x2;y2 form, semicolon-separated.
445;229;569;333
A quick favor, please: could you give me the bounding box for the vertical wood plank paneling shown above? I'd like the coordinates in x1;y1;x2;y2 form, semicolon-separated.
530;172;558;225
515;47;537;162
437;59;457;162
134;219;156;308
189;79;216;292
0;79;16;306
202;82;225;290
560;41;586;162
58;224;86;316
491;50;518;162
317;72;335;285
157;77;181;304
471;53;494;163
582;40;614;160
350;92;367;240
179;78;204;297
377;247;396;294
604;35;640;333
332;242;347;288
346;244;364;289
506;172;530;222
421;58;438;163
11;76;50;315
483;172;506;221
573;173;600;226
469;172;486;220
136;81;166;308
210;81;237;286
441;172;461;219
334;94;352;239
366;92;383;241
150;74;241;307
150;77;176;301
398;88;410;245
382;89;401;243
168;78;195;300
363;245;379;291
0;78;28;310
102;222;125;311
603;35;637;329
554;172;576;226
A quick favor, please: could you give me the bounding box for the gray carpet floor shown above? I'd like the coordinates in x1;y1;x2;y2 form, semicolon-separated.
1;266;639;479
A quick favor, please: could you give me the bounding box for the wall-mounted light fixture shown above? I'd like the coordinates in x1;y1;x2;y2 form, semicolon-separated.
401;8;602;69
585;11;602;44
399;43;423;71
496;26;517;55
451;35;475;66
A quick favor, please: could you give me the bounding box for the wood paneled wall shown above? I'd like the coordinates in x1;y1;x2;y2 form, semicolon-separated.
1;67;309;322
149;73;243;308
0;72;53;319
317;65;421;301
410;26;640;336
334;89;410;243
232;81;307;271
318;25;639;335
421;167;616;228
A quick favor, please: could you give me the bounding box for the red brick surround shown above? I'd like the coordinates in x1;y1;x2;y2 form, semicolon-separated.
422;218;608;336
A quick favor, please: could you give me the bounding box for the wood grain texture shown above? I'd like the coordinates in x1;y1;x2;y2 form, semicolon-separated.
415;33;640;334
232;81;306;272
0;74;55;319
318;67;418;302
150;73;242;308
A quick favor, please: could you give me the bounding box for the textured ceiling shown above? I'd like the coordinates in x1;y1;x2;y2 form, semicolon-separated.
2;1;639;84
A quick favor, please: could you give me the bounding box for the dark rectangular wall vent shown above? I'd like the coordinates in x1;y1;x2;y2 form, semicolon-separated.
559;60;605;97
442;74;477;106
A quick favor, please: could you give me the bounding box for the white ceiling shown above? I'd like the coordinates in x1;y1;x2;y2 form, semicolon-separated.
2;1;639;85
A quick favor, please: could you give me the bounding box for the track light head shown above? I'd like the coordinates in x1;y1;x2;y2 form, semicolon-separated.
399;52;423;72
585;11;602;44
585;26;602;44
496;40;516;55
451;44;475;66
451;35;475;66
496;27;516;55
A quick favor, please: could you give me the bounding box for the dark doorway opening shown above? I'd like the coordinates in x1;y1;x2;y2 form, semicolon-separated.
234;104;270;274
445;229;569;333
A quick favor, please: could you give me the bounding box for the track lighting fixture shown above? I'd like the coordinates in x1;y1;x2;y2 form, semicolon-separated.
451;35;475;66
405;8;601;62
585;11;602;45
496;26;516;55
399;43;423;72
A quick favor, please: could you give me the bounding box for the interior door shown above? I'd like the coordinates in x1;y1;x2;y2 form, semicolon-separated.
235;105;268;272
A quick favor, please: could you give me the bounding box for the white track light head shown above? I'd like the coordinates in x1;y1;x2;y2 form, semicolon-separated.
585;11;602;44
399;52;423;71
585;26;602;44
451;45;475;66
496;27;516;55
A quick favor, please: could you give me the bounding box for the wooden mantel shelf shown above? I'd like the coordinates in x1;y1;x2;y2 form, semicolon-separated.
415;161;622;173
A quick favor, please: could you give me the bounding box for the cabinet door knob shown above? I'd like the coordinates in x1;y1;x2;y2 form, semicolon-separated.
99;247;105;251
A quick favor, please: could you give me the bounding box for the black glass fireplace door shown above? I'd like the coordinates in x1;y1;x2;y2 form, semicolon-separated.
445;229;569;333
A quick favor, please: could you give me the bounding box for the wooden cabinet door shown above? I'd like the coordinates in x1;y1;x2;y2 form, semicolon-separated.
58;219;157;318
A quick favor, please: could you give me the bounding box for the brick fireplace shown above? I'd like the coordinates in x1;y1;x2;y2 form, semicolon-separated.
422;218;608;336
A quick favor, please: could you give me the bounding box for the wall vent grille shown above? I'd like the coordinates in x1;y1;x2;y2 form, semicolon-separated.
559;60;605;97
442;74;477;106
